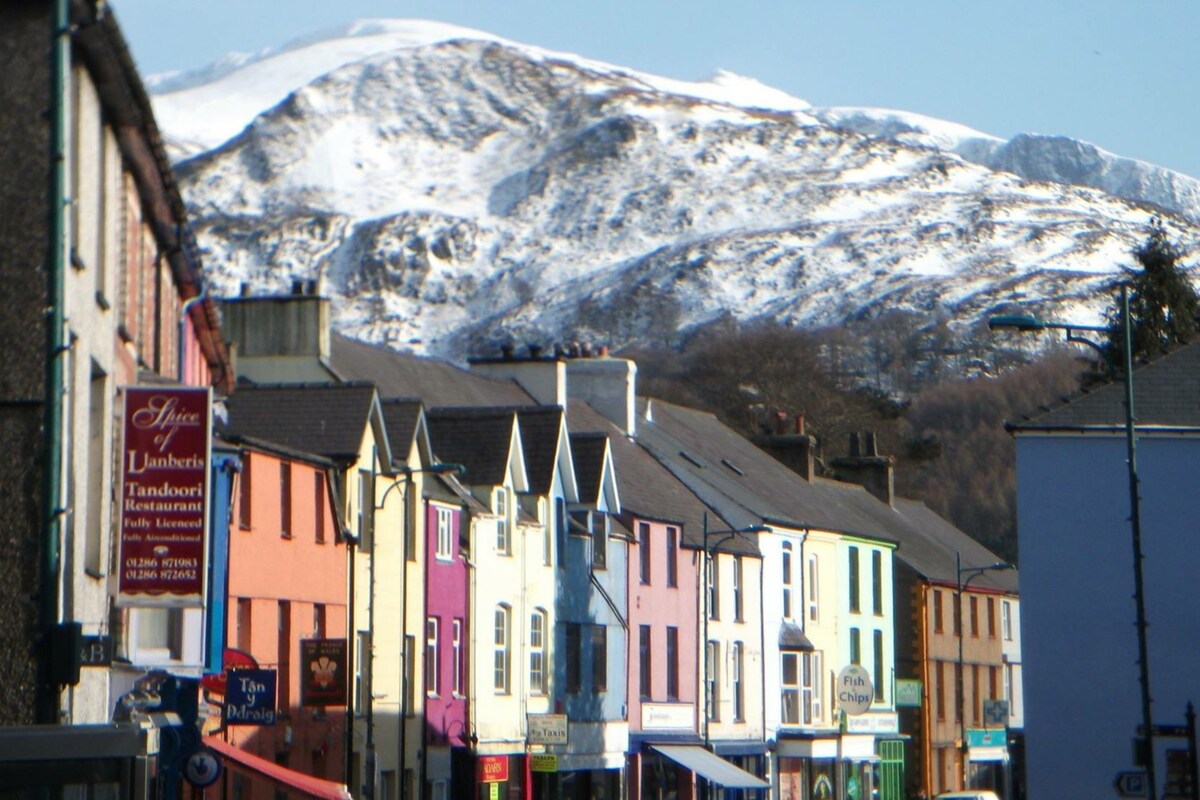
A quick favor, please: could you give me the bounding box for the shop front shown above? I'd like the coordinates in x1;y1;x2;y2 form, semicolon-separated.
775;734;880;800
965;729;1010;796
650;744;769;800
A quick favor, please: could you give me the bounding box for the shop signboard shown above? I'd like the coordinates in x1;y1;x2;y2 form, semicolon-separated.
530;755;558;773
225;668;277;726
80;635;113;668
116;386;211;607
642;702;695;729
836;665;873;715
844;712;900;734
301;638;348;707
894;679;922;707
527;713;568;745
479;756;509;783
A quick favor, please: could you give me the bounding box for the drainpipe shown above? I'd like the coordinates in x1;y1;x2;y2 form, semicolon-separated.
178;285;208;383
37;0;71;725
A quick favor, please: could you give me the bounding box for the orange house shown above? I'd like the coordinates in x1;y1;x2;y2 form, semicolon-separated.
219;437;349;797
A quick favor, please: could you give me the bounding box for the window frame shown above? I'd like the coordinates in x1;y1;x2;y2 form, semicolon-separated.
425;617;440;698
666;526;679;587
435;507;454;560
494;489;509;555
638;522;651;584
591;624;607;693
493;605;511;694
529;610;546;695
848;546;861;613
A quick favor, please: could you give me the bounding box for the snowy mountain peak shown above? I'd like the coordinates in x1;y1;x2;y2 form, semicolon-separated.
155;20;1200;362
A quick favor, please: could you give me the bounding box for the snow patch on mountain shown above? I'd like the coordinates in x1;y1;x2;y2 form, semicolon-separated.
154;20;1200;361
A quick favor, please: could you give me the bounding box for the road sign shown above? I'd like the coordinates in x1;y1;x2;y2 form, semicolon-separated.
1114;770;1148;797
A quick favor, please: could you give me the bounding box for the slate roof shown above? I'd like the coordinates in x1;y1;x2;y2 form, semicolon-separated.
426;408;519;488
329;333;535;407
222;383;382;463
515;407;565;496
567;399;752;554
569;432;609;507
862;497;1017;593
380;399;423;464
1010;338;1200;430
638;398;896;544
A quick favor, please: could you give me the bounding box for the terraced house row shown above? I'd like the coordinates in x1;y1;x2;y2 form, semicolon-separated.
0;5;1021;800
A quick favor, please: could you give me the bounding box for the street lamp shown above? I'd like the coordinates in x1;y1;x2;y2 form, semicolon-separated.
701;513;767;753
364;461;465;800
989;285;1156;800
955;553;1014;789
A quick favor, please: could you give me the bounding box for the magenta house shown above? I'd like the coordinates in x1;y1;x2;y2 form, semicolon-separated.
424;489;472;796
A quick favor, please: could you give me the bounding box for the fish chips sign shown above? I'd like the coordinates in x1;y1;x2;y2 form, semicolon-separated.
117;387;211;606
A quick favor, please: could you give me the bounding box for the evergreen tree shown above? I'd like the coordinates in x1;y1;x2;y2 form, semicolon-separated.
1105;219;1200;366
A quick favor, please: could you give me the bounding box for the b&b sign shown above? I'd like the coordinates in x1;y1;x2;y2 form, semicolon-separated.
225;668;277;726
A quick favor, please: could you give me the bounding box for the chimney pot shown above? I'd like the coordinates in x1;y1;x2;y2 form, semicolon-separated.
774;411;787;436
306;279;318;295
240;282;251;297
865;431;878;457
848;432;861;458
501;344;515;360
528;343;543;359
796;414;805;436
581;342;594;358
598;344;609;357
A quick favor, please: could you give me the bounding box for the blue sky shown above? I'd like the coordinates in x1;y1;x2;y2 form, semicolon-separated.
114;1;1200;179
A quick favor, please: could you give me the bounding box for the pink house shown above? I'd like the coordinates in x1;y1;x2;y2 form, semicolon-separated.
218;432;349;795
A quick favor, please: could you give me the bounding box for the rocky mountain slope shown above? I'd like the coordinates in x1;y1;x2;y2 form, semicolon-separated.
153;20;1200;360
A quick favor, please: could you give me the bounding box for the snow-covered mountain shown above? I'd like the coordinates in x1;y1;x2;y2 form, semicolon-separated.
153;20;1200;360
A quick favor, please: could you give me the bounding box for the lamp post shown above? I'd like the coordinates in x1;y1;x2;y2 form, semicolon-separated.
701;513;767;754
367;461;465;800
990;285;1156;800
955;553;1014;789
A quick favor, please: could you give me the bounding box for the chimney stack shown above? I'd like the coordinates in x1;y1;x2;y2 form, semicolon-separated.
755;410;818;481
832;430;895;507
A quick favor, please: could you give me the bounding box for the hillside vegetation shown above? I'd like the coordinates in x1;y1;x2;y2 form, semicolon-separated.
632;320;1086;562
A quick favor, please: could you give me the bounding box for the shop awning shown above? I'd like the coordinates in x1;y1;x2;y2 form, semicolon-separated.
204;736;352;800
650;745;769;788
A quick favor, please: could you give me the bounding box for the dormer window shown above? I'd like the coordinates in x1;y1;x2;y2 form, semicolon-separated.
494;488;510;554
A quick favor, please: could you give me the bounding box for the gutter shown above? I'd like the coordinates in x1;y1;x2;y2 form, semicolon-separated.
37;0;71;725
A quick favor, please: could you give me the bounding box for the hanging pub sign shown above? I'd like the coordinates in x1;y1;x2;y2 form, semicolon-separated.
300;638;348;707
225;668;277;726
116;386;211;607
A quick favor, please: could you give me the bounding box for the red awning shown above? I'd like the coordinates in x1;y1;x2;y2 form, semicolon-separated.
204;736;352;800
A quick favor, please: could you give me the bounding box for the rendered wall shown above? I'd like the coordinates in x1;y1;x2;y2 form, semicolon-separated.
1016;433;1200;800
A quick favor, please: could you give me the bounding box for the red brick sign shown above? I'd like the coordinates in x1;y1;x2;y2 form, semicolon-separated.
117;387;211;605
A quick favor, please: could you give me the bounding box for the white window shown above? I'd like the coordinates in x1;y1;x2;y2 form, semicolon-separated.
732;642;745;721
781;542;793;619
804;651;823;723
529;610;546;695
783;651;823;725
436;507;453;559
807;554;820;622
452;619;464;697
706;640;720;721
425;617;440;697
355;630;370;715
733;556;744;620
781;652;801;724
493;605;511;693
1002;600;1013;641
494;489;509;554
